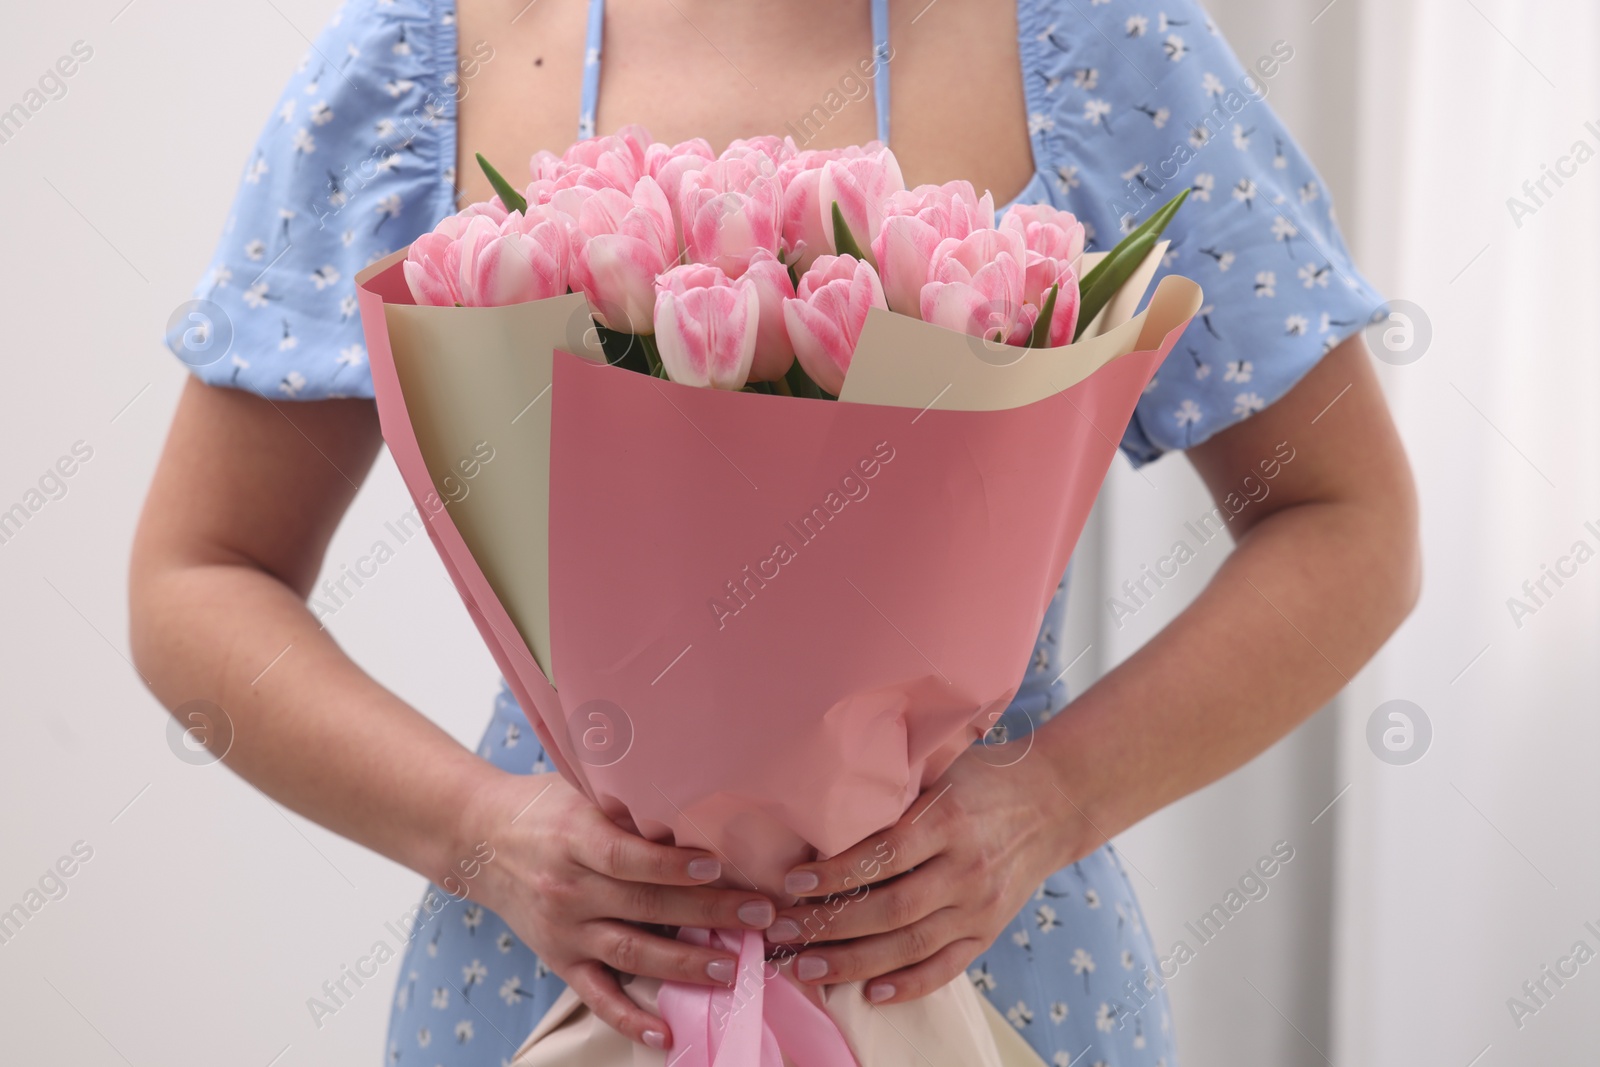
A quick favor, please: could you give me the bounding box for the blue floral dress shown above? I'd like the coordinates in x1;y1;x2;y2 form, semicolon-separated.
170;1;1382;1064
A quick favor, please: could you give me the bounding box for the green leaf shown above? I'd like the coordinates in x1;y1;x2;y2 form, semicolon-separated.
831;202;868;262
1029;284;1060;349
594;323;651;375
1073;233;1156;341
476;152;528;215
1078;188;1189;296
1071;188;1190;341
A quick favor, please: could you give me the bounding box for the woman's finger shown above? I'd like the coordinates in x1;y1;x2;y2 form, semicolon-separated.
786;908;963;986
562;959;673;1049
780;788;948;898
602;876;779;933
568;819;727;886
767;856;955;944
585;919;743;988
852;937;988;1006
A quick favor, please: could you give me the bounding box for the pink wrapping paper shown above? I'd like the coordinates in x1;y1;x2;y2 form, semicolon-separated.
357;250;1198;1064
540;341;1175;893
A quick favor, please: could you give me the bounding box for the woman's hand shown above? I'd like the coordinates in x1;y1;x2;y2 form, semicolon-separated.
766;747;1086;1004
458;769;779;1049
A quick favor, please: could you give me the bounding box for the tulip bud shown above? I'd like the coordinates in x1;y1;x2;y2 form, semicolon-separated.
654;264;761;390
783;254;886;396
817;147;905;265
742;249;797;381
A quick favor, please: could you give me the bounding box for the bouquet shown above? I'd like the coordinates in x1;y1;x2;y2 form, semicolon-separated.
356;126;1201;1067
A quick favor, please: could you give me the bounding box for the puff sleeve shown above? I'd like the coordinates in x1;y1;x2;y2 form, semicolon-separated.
166;0;460;399
1014;0;1385;465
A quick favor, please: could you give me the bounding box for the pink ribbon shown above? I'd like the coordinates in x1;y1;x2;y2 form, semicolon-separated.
656;928;861;1067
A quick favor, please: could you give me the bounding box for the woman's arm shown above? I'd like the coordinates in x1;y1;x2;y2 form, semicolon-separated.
1043;330;1421;834
129;380;483;880
129;380;778;1048
769;334;1421;1000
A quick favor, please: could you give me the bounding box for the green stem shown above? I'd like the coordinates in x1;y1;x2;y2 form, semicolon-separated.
639;333;664;377
784;360;827;401
595;323;651;375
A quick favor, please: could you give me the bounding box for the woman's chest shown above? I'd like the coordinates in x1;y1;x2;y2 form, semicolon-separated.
454;0;1036;206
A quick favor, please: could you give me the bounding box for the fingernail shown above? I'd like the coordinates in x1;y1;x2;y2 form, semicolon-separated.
785;870;819;895
687;858;721;881
867;982;895;1003
705;958;736;985
737;900;775;927
796;955;828;982
642;1029;669;1049
766;918;802;941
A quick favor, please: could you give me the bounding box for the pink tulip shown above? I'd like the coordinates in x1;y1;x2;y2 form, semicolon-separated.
773;146;873;271
871;181;996;317
1024;259;1081;347
560;124;652;192
818;146;905;264
999;205;1085;346
742;248;797;381
720;135;797;167
460;199;511;226
524;165;614;209
403;230;462;306
427;199;511;242
777;166;829;272
646;137;716;179
999;202;1086;267
645;138;715;246
403;210;569;308
555;176;677;334
680;157;783;278
783;254;886;395
654;264;760;390
919;228;1034;345
460;220;569;307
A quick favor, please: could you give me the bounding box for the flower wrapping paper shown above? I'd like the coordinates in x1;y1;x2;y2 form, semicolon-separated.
356;245;1200;1063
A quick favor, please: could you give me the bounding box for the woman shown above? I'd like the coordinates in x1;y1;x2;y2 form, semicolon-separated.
129;0;1419;1062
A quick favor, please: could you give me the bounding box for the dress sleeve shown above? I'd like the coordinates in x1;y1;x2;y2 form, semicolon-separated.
167;0;458;400
1015;0;1385;466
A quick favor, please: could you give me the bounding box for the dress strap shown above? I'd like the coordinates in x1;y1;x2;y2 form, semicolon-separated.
871;0;891;145
579;0;605;139
579;0;891;147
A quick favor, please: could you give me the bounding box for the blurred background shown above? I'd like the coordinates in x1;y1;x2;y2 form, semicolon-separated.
1;0;1596;1063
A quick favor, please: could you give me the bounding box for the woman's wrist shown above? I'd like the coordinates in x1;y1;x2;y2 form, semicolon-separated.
412;756;508;889
1032;692;1152;867
445;763;554;904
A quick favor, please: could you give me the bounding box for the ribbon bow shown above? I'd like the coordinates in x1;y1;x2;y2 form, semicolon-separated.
657;928;862;1066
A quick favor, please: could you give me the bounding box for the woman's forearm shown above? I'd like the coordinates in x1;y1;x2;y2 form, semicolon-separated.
131;554;496;889
1038;494;1417;850
1036;338;1421;852
129;383;501;889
